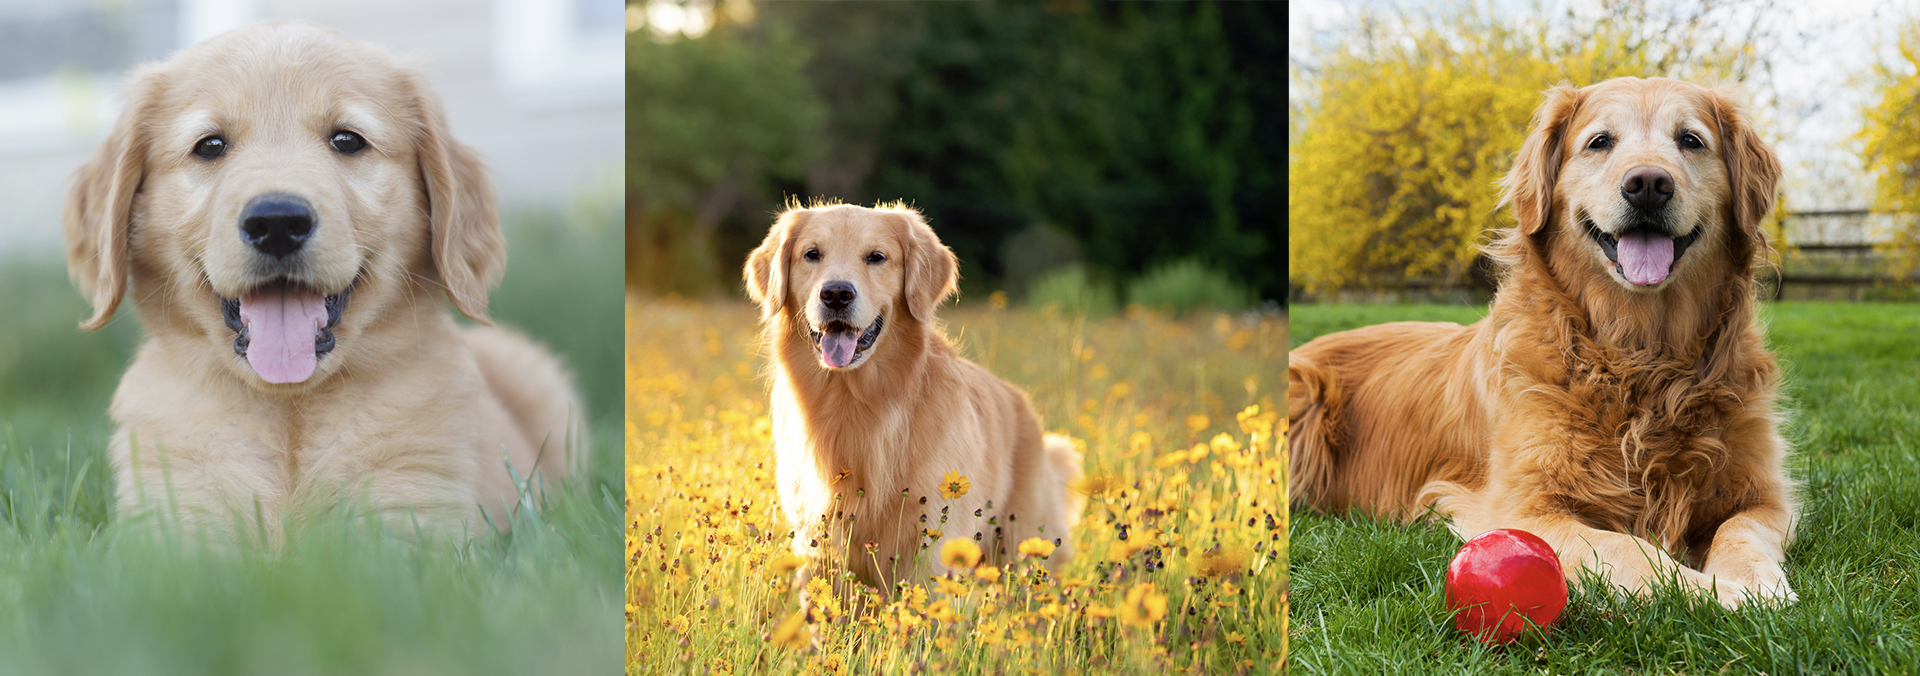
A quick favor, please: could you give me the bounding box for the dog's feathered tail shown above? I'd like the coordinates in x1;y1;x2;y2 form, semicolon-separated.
1288;353;1345;512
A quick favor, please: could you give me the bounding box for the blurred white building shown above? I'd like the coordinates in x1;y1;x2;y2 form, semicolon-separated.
0;0;624;255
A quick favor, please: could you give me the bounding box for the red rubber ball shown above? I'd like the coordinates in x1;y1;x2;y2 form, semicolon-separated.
1444;528;1568;644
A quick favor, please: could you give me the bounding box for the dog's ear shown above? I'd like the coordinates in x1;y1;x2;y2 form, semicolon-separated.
1500;83;1582;236
1712;87;1782;252
745;207;809;320
65;71;159;331
896;207;957;323
415;74;505;324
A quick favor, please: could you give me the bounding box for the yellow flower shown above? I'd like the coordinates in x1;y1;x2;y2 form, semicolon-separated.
769;610;810;650
974;565;1002;583
1191;546;1250;577
926;601;956;622
770;554;806;577
1017;537;1057;559
1225;631;1246;644
1070;473;1122;496
817;654;846;675
940;538;982;570
940;471;971;499
1185;414;1210;432
1109;539;1150;562
1085;604;1117;619
936;577;968;598
1118;582;1168;628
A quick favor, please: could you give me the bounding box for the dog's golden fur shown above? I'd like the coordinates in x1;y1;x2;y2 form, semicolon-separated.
64;22;581;539
744;202;1083;596
1289;77;1796;608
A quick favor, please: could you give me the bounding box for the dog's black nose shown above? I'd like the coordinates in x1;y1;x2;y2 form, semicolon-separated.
820;281;856;311
1620;166;1674;213
240;194;315;259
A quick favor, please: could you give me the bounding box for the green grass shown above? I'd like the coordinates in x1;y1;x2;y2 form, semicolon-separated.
1288;302;1920;674
0;201;623;675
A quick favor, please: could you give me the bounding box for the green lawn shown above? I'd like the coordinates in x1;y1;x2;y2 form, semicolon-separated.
1288;302;1920;673
0;202;623;675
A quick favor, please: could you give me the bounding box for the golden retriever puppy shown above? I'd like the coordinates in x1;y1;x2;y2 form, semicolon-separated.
1290;77;1795;608
744;202;1083;597
63;22;582;539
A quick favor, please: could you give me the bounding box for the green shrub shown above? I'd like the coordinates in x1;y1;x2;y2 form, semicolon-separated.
1024;264;1117;316
1126;259;1251;314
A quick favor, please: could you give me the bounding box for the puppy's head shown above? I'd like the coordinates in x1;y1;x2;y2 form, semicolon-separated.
1500;76;1779;292
744;203;957;371
64;21;503;387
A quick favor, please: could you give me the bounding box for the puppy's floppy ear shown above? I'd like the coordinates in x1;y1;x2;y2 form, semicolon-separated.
745;207;809;320
1712;86;1782;253
1500;83;1582;235
895;207;957;323
414;73;505;324
65;71;159;331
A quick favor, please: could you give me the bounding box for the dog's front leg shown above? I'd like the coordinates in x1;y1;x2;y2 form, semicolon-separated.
1508;515;1751;609
1699;510;1796;606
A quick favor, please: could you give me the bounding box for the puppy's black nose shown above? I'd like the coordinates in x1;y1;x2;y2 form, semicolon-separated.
820;281;856;311
1620;166;1674;213
240;194;315;259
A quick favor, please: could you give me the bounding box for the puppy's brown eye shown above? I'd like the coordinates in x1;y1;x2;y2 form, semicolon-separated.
804;248;821;262
1679;132;1703;150
866;251;886;264
193;136;226;159
1587;134;1612;150
330;131;366;154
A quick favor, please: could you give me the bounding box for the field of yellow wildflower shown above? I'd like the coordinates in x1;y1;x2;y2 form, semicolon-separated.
625;295;1285;674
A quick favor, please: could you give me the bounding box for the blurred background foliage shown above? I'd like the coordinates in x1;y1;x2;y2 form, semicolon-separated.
1859;18;1920;279
625;0;1282;312
1289;0;1792;297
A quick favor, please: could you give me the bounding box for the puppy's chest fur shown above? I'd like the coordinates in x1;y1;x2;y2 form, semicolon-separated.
109;340;484;531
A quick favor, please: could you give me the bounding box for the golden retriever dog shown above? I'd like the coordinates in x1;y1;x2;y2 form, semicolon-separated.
63;22;582;539
1289;77;1795;609
744;202;1083;598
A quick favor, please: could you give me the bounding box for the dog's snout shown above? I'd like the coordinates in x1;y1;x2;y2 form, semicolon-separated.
239;194;316;259
820;281;857;311
1620;167;1674;213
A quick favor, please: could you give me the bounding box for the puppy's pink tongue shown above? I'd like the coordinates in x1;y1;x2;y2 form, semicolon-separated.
1616;230;1675;286
820;331;858;368
239;287;327;383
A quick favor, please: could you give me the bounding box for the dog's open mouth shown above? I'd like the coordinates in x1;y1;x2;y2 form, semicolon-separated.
809;314;884;369
1587;219;1701;287
221;280;353;384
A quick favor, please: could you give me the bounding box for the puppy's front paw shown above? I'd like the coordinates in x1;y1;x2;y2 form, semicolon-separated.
1708;577;1753;610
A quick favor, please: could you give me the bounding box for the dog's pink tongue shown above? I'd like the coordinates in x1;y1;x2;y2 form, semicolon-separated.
239;287;327;383
1617;230;1675;286
820;331;858;368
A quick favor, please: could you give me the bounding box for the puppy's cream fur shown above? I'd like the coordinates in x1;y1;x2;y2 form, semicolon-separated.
64;22;582;538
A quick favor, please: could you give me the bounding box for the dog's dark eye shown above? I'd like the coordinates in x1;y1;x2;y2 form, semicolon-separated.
1587;134;1613;150
1679;132;1704;150
330;131;367;155
866;251;886;264
193;136;227;159
803;248;821;262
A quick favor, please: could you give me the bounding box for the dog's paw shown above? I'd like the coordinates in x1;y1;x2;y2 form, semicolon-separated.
1705;577;1753;610
1738;576;1798;608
